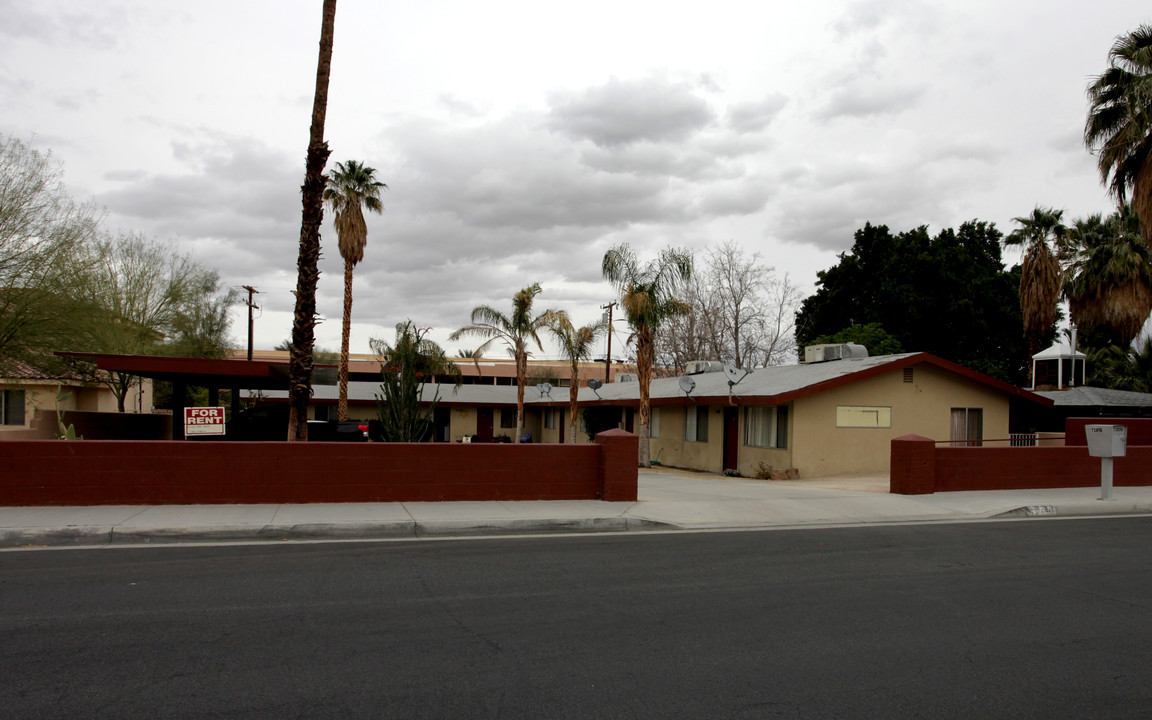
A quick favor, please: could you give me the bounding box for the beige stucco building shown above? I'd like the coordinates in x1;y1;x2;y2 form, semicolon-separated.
526;352;1046;477
0;360;155;439
66;349;1049;478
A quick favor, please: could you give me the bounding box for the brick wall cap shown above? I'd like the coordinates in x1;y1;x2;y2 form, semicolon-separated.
595;428;636;439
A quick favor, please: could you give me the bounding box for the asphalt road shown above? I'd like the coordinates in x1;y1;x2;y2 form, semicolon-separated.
3;518;1152;719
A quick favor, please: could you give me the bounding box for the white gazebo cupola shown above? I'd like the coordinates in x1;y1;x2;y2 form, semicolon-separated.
1030;342;1086;390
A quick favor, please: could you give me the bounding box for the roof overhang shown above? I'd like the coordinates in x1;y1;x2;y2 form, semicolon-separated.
55;351;365;390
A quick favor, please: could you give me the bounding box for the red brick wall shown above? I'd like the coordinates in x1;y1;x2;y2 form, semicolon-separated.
1064;417;1152;447
0;432;639;506
891;434;1152;494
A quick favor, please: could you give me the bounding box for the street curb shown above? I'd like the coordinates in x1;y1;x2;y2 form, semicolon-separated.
0;518;680;549
993;503;1152;518
0;526;115;548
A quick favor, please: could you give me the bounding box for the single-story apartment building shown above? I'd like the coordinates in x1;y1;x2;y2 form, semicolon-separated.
59;347;1054;478
525;350;1053;477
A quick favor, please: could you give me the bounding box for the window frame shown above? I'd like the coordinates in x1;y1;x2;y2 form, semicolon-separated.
684;405;709;443
743;405;787;449
835;405;892;429
1;389;25;426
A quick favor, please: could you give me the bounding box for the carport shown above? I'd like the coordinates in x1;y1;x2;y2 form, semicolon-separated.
57;352;380;439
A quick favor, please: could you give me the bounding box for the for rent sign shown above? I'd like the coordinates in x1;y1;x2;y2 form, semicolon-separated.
184;407;226;436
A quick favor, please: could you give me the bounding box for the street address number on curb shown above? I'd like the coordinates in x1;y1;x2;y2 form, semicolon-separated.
1023;505;1057;516
185;407;226;436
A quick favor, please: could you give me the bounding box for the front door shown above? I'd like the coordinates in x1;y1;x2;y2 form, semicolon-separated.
477;408;494;442
723;406;739;472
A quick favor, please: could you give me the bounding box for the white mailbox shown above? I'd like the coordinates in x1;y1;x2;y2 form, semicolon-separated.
1085;424;1127;458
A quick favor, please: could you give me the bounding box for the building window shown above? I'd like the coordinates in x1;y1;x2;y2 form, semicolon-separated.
1;390;25;426
684;405;709;442
313;405;332;422
744;406;787;448
544;408;557;429
500;409;516;429
950;408;983;446
836;406;892;428
649;407;660;438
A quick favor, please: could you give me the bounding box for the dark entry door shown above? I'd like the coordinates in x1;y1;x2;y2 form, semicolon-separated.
723;406;739;472
477;408;494;442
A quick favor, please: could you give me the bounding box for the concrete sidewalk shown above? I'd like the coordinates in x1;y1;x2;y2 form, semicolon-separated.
3;468;1151;549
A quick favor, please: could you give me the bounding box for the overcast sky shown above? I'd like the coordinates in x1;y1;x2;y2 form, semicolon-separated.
2;0;1148;358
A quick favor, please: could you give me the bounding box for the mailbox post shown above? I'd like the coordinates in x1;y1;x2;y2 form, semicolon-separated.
1085;424;1127;501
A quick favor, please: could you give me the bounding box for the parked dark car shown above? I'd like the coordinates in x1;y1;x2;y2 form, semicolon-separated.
199;405;368;442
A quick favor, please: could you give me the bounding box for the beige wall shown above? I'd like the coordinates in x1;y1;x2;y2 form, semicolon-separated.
1;378;157;437
450;406;478;441
734;406;794;478
790;363;1010;477
648;405;724;472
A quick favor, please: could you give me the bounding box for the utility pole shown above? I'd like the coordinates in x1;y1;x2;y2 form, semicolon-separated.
242;286;260;361
601;301;616;383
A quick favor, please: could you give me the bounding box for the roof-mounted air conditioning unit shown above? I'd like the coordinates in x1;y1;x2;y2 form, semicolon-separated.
803;343;869;364
615;373;638;383
684;360;724;375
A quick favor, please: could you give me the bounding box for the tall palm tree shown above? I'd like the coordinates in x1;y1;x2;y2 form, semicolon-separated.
548;315;606;444
287;0;337;441
449;283;559;443
1063;204;1152;348
1085;24;1152;246
324;160;386;421
602;244;692;467
1006;206;1065;360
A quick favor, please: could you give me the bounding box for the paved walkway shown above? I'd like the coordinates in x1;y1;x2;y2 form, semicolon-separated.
3;468;1151;549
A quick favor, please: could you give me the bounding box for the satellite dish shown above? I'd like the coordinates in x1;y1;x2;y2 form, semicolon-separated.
536;382;552;398
587;378;603;398
723;364;750;386
678;376;696;395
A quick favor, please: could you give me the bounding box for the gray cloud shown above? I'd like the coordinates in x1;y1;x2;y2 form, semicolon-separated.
546;76;716;147
0;2;120;48
727;94;789;134
814;83;927;120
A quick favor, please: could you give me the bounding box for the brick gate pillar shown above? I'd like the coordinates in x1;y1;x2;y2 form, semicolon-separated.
595;429;639;501
891;434;936;495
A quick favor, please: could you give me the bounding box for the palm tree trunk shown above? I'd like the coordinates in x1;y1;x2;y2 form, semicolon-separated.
636;326;653;467
338;256;354;421
287;0;336;442
568;358;579;443
1137;160;1152;247
515;349;526;443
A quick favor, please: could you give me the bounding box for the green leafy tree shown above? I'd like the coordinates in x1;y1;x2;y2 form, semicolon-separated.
1006;207;1066;361
324;159;386;421
371;321;461;442
0;136;101;367
1085;24;1152;245
602;244;693;466
548;315;606;443
287;0;337;442
450;283;559;443
810;323;904;356
797;221;1029;383
75;232;237;411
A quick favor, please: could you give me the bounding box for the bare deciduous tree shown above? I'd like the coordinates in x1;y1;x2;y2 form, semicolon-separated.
657;241;799;372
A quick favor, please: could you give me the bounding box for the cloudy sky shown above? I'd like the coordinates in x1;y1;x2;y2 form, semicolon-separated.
2;0;1148;358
